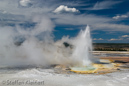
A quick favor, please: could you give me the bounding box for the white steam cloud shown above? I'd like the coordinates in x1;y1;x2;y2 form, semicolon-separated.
0;15;93;67
0;16;56;67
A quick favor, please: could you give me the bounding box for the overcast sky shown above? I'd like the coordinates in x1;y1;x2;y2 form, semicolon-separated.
0;0;129;43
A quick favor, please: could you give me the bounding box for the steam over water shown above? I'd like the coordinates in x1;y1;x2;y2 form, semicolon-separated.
0;16;56;67
0;16;94;67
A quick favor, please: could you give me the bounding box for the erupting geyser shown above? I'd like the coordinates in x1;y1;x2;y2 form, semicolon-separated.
70;25;117;74
70;25;98;73
72;25;93;66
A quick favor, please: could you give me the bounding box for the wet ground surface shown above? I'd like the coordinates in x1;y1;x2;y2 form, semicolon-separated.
0;67;129;86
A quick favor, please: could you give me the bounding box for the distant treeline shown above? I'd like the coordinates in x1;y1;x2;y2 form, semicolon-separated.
94;48;127;51
93;43;129;45
93;43;129;51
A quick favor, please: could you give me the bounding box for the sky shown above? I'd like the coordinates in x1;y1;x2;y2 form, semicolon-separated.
0;0;129;43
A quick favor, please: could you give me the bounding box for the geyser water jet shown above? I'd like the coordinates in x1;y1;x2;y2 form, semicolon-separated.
72;25;93;66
